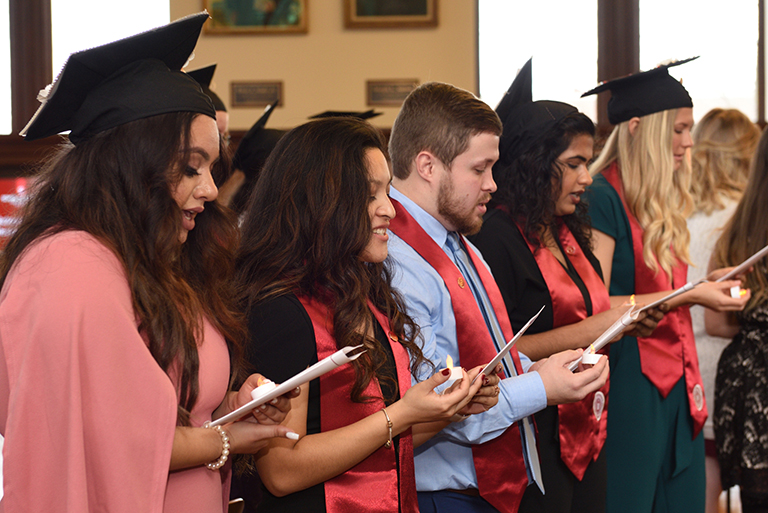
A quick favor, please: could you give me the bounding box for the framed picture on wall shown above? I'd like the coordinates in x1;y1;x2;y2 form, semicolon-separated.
344;0;437;29
205;0;307;34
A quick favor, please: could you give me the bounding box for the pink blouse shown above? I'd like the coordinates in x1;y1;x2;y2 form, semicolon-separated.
0;231;230;512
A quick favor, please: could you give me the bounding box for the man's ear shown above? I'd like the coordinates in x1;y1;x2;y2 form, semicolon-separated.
414;150;441;184
628;117;641;137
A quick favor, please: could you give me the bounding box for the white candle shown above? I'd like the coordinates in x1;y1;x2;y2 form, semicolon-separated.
446;355;462;380
581;351;602;365
250;380;278;402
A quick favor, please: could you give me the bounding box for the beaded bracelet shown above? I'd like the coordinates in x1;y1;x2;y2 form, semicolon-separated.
381;408;393;449
203;421;230;471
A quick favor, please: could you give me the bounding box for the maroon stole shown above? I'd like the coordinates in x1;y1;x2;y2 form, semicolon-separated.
515;217;610;480
297;294;418;513
602;163;707;437
389;198;529;513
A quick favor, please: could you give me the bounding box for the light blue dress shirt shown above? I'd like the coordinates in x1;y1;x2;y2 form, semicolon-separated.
386;187;547;492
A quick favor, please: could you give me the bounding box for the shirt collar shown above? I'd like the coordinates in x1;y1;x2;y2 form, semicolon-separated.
389;186;451;249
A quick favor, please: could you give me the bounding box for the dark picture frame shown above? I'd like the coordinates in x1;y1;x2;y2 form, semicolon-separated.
344;0;437;29
204;0;308;34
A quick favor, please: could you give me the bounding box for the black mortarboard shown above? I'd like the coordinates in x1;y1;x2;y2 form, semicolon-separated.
495;58;532;122
21;12;215;144
309;110;383;120
496;58;578;161
230;100;285;214
581;57;698;125
232;100;281;175
187;64;227;112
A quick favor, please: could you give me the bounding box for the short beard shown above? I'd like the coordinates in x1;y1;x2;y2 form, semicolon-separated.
437;173;483;235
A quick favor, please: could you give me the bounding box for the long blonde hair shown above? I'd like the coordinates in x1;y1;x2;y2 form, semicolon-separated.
713;127;768;310
590;109;693;280
690;108;760;215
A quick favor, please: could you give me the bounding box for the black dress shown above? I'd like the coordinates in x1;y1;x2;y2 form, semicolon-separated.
468;208;607;513
230;293;399;513
715;303;768;509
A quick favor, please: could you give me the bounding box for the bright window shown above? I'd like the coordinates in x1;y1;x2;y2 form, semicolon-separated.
51;1;170;81
0;0;11;135
478;0;598;121
640;0;759;122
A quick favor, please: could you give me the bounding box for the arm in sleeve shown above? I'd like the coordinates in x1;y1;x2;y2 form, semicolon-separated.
0;233;177;512
388;242;547;446
584;176;623;240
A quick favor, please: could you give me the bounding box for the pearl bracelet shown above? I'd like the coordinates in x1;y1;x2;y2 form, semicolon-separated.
203;421;230;471
381;408;393;449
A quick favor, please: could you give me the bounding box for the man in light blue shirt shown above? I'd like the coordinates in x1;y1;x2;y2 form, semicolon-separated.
386;82;610;513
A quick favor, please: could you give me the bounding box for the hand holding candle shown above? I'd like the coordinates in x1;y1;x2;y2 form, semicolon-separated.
569;306;640;372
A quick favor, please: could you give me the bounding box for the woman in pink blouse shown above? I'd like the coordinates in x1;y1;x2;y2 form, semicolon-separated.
0;13;295;512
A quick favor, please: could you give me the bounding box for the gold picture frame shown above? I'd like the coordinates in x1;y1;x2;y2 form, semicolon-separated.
230;81;284;108
205;0;308;34
366;79;419;107
344;0;437;29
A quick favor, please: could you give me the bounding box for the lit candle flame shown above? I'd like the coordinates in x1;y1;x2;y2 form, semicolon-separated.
446;355;454;369
589;343;596;354
740;289;747;297
629;294;636;306
256;376;269;387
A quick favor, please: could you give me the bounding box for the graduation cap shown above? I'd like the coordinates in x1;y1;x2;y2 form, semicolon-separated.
232;99;283;175
230;100;285;214
309;110;383;120
496;58;578;162
581;57;698;125
21;12;215;144
495;57;532;122
187;64;227;112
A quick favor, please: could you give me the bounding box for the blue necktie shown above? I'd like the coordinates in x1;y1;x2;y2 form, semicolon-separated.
446;232;545;494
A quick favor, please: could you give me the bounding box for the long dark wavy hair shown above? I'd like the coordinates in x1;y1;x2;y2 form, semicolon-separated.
236;117;427;404
0;112;245;425
491;111;595;251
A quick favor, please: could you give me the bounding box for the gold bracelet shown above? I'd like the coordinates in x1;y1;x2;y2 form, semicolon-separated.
381;408;393;449
203;421;230;471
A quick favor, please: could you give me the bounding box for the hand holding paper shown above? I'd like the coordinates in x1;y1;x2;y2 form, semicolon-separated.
211;345;366;427
714;243;768;283
472;305;545;384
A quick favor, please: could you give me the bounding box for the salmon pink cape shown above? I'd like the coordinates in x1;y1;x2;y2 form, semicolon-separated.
0;231;231;512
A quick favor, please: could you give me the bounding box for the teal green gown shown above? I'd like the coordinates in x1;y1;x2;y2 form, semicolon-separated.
587;173;705;513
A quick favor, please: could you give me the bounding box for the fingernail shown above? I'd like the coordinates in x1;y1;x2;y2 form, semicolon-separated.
294;387;301;393
285;432;300;440
441;368;451;376
259;405;267;411
270;398;278;405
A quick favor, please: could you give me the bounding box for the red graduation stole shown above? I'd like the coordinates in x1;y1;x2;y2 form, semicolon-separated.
297;294;418;513
602;163;707;437
515;217;610;480
389;198;530;513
